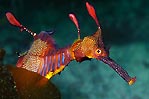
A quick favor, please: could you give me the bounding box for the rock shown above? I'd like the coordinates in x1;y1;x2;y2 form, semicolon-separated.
0;49;18;99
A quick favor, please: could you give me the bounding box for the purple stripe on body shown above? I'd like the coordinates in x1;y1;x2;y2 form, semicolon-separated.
58;54;60;68
43;56;48;76
62;53;65;65
40;58;45;75
52;55;55;72
49;56;52;71
47;56;51;72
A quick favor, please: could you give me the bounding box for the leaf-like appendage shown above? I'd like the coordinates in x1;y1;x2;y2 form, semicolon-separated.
86;2;100;28
6;12;21;27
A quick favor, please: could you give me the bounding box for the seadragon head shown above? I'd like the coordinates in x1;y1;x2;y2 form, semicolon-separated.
72;29;108;61
70;2;136;85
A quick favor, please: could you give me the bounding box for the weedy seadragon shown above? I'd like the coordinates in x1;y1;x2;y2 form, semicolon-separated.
6;2;136;85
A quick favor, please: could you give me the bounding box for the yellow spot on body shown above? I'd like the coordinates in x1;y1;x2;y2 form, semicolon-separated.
45;72;53;79
87;55;93;58
128;77;136;85
45;65;65;79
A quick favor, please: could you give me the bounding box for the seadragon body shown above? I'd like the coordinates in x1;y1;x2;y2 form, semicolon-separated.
6;2;136;85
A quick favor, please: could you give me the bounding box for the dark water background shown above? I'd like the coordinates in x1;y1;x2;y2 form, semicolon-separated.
0;0;149;99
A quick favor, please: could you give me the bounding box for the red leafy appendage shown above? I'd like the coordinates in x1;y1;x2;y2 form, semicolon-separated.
6;12;21;27
69;14;79;31
86;2;100;28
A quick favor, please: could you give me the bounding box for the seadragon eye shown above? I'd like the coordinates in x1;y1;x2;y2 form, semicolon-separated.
95;49;102;55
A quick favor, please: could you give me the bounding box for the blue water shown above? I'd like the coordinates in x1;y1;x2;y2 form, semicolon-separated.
0;0;148;99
